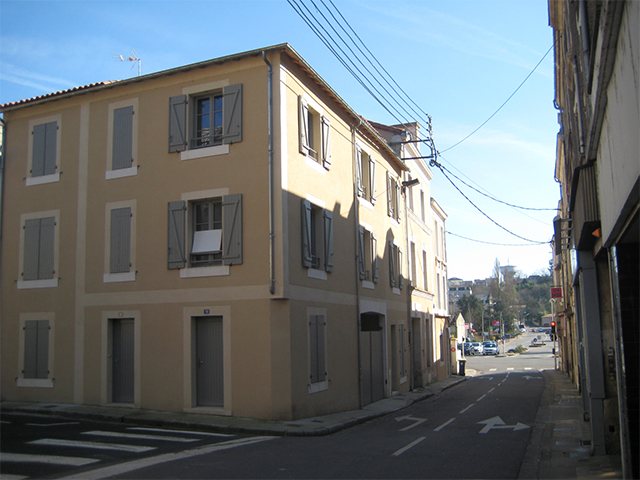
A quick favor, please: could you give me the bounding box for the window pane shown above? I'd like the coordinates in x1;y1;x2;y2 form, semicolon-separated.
195;98;210;147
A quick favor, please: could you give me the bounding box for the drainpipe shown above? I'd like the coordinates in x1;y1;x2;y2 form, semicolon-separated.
352;117;363;407
0;118;5;325
263;51;276;295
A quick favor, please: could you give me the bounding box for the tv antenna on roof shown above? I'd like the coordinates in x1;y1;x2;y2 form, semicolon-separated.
113;48;141;76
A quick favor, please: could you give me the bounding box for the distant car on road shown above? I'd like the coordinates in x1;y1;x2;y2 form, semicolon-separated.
482;341;499;355
471;342;484;355
463;342;474;355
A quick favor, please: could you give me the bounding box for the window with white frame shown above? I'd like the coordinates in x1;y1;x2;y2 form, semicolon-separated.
168;193;243;274
19;211;59;289
301;199;333;273
27;115;61;185
298;95;331;170
358;226;378;284
388;240;403;290
104;201;136;283
356;146;377;204
386;171;401;221
422;249;429;291
107;99;138;179
169;84;242;154
23;319;50;380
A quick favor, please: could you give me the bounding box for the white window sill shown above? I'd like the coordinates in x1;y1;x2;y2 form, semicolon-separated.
308;380;328;394
103;272;136;283
180;144;229;161
389;217;400;228
392;287;402;295
17;378;54;388
358;197;374;210
307;268;327;280
106;166;137;180
17;278;58;289
305;156;326;174
26;173;60;186
362;280;375;290
180;265;230;278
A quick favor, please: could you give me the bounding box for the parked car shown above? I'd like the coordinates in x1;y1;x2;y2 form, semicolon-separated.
471;342;484;355
482;341;499;355
463;342;474;355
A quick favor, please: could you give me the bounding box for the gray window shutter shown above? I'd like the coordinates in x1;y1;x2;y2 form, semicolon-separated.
356;147;364;197
222;194;243;265
298;96;309;155
358;226;366;280
23;217;55;281
32;122;57;177
113;106;134;170
321;116;331;169
301;199;312;268
309;315;326;383
387;172;394;217
110;207;132;273
24;320;49;379
167;201;186;269
398;249;404;289
223;84;243;144
369;157;377;204
38;217;55;280
323;209;333;272
389;241;396;287
23;219;41;281
168;95;188;153
396;181;402;222
372;233;379;283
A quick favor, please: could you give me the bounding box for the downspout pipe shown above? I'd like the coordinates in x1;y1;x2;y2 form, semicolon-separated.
0;118;5;324
263;51;276;295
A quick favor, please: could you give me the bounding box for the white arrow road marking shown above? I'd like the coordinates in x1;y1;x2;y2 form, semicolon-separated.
82;430;199;442
478;416;530;434
61;436;275;480
392;437;426;456
28;438;156;453
394;415;427;431
1;452;100;466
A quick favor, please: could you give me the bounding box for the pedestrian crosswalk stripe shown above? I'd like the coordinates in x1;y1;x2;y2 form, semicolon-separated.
0;474;29;480
127;427;233;437
1;452;100;466
82;430;199;442
507;367;515;370
28;438;156;452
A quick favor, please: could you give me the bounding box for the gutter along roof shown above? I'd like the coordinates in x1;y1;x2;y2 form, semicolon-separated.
0;43;406;172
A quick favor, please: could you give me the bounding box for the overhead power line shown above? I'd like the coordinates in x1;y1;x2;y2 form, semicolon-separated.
447;231;551;247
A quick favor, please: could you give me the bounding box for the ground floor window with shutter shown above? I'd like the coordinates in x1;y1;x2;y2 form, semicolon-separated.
17;313;54;388
18;211;59;289
301;198;333;279
308;308;328;394
168;190;242;278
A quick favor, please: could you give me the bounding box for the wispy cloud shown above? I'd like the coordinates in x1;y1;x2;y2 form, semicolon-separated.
1;63;76;93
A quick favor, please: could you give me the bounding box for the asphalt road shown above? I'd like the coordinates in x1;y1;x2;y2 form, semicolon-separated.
2;332;555;479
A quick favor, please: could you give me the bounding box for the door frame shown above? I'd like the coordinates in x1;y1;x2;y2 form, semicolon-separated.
101;310;140;406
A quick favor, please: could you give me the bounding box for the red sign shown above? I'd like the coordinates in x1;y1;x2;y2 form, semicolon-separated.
551;287;563;298
492;320;500;327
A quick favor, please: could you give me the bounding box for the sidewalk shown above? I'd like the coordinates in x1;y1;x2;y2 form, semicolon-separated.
1;369;623;479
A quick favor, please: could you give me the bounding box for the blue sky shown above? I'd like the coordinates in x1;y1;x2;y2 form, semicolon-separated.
0;0;559;281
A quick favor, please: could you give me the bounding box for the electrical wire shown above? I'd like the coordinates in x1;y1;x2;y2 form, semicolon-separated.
439;42;555;154
447;231;551;247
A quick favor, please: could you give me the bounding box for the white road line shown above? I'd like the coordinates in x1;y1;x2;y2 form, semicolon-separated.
1;452;100;466
489;368;497;372
524;367;532;370
82;430;199;442
488;388;495;393
28;438;156;453
26;422;80;427
60;436;275;480
477;394;487;401
0;474;29;480
392;437;426;457
434;418;455;432
507;367;515;371
127;427;233;437
459;404;475;414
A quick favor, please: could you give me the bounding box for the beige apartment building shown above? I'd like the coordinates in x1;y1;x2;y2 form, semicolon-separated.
0;44;449;421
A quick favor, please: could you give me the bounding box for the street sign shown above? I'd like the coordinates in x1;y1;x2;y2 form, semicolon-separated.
492;320;500;327
551;286;563;298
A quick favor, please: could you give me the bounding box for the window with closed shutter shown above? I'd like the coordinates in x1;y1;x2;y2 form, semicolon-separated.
23;217;55;281
112;106;134;170
24;320;49;379
110;207;132;273
32;122;57;177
